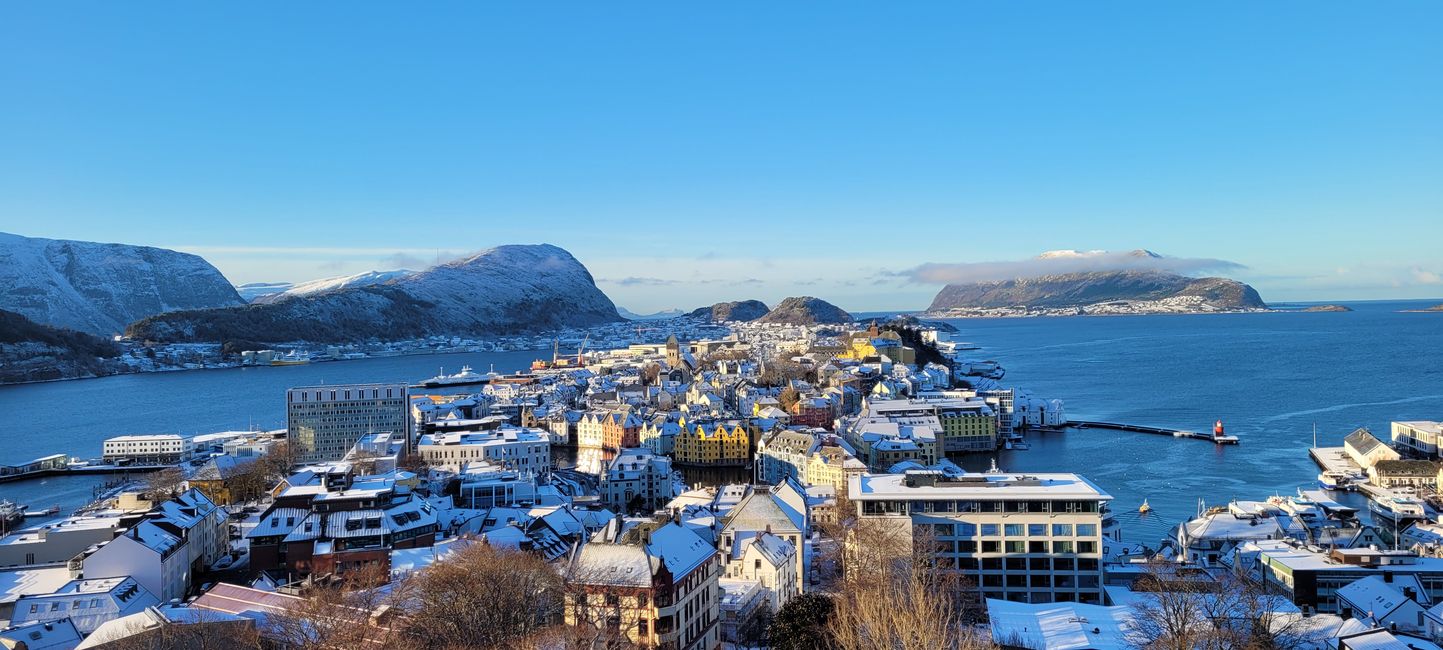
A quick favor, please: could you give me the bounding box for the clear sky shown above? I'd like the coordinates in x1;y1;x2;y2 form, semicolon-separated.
2;2;1439;312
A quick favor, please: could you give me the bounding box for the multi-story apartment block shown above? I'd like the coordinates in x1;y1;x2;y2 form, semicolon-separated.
639;417;681;456
603;408;645;450
247;474;437;576
101;435;189;465
755;429;817;485
564;518;721;649
803;442;867;493
674;421;750;467
848;470;1111;605
788;397;834;430
577;410;608;449
864;398;997;454
416;426;551;474
602;448;676;513
287;383;408;463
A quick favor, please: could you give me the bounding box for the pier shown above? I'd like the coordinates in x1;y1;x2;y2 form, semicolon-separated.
1068;420;1239;444
0;464;170;485
1309;446;1391;500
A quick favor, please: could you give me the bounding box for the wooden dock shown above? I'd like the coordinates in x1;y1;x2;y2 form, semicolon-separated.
1068;420;1239;444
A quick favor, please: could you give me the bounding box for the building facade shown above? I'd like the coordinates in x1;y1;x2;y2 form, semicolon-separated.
674;422;750;467
287;383;409;463
564;519;721;649
416;426;551;474
848;470;1111;605
101;435;188;465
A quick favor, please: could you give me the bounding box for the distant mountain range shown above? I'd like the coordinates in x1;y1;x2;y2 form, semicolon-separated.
927;270;1266;313
0;231;244;336
618;307;688;321
128;244;622;343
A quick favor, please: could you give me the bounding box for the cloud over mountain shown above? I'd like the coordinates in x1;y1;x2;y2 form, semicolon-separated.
904;249;1246;285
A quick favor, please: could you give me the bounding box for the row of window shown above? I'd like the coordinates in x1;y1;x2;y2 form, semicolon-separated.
861;499;1102;515
931;539;1099;555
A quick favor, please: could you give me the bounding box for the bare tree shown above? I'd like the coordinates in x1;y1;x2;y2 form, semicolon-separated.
778;386;801;411
820;516;993;650
97;608;263;650
144;467;186;499
1125;559;1322;650
641;362;663;385
400;543;563;648
267;564;407;649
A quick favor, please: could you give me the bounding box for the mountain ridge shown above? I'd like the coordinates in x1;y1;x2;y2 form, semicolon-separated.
0;232;244;336
127;244;622;343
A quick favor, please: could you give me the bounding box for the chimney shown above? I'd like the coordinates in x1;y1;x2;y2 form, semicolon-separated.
1384;570;1394;583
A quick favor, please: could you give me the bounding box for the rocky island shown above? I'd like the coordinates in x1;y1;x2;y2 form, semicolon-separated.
755;296;853;325
925;270;1267;318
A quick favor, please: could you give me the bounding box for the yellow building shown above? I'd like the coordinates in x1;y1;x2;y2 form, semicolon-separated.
804;445;867;493
673;421;750;466
838;325;915;364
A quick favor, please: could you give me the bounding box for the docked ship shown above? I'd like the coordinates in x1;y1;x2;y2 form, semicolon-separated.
0;500;27;534
270;350;311;366
417;366;494;389
1368;495;1427;525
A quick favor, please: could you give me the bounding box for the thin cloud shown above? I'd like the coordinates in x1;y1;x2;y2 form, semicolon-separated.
600;276;681;287
1412;268;1443;285
901;249;1246;285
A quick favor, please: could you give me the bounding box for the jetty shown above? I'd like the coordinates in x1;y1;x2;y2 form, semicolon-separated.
0;462;168;482
1068;420;1239;444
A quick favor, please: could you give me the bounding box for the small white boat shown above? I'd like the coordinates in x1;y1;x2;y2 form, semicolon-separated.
1139;499;1152;514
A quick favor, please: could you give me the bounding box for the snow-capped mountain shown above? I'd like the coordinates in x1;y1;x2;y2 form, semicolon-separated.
617;307;687;321
253;269;416;304
128;244;622;343
236;282;294;302
0;232;244;336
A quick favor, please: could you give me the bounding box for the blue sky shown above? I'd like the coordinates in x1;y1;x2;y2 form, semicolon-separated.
2;2;1439;312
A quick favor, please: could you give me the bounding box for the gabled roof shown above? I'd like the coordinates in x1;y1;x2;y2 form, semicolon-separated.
722;488;804;536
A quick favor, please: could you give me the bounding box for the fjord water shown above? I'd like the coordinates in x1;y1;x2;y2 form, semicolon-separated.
1;300;1439;544
946;300;1443;542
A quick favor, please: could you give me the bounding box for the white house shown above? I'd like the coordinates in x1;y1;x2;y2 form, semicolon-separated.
1337;574;1429;633
82;522;190;603
9;577;158;635
724;532;798;611
719;479;811;596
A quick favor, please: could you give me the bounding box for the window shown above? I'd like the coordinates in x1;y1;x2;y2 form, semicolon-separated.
1076;524;1097;537
1028;541;1047;553
1028;524;1047;537
1004;524;1024;537
981;524;998;536
1052;524;1073;536
1053;541;1075;554
1005;541;1026;553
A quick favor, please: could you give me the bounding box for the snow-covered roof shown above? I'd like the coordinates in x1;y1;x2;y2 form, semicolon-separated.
986;599;1132;650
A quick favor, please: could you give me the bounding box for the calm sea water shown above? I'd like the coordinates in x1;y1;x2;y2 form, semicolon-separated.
1;300;1439;543
944;300;1443;542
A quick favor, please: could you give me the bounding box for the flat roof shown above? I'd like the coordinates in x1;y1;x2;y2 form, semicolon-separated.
850;472;1112;501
